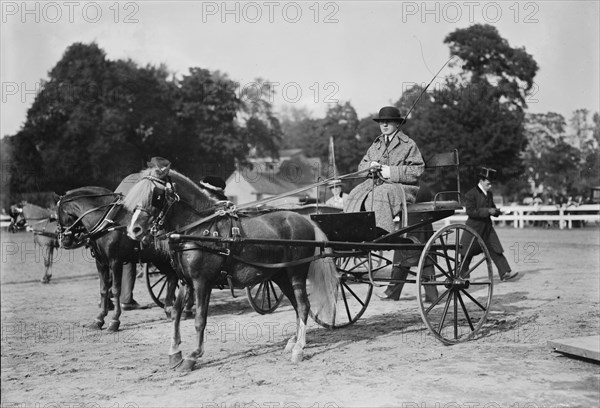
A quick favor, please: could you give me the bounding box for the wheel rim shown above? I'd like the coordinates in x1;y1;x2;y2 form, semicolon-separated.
417;224;494;344
245;280;284;314
311;252;375;329
145;263;174;308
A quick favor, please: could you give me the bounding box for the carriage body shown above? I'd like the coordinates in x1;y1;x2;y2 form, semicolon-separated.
305;150;494;344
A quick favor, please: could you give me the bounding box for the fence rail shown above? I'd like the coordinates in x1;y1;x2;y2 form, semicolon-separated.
443;204;600;229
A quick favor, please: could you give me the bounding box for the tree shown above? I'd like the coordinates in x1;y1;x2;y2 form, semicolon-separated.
393;24;538;192
5;42;257;200
239;78;284;159
444;24;538;110
173;68;246;180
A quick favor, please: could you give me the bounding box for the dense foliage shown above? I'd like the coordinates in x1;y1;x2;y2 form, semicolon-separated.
3;25;598;208
2;42;280;206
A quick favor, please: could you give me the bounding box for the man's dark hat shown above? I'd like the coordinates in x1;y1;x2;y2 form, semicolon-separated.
372;106;407;125
200;176;226;192
478;167;497;181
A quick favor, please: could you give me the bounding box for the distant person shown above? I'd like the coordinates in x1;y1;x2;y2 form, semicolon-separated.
344;106;424;234
459;167;518;282
325;179;348;209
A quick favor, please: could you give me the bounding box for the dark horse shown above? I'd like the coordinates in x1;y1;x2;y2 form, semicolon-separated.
20;202;60;283
122;165;338;370
56;185;182;331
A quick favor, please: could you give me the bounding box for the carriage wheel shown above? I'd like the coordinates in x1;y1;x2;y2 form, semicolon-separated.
310;252;376;329
145;263;176;309
339;250;384;270
417;224;494;344
245;280;284;314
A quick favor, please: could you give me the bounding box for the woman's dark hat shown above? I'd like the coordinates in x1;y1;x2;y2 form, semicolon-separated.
478;167;497;181
200;176;226;192
372;106;407;124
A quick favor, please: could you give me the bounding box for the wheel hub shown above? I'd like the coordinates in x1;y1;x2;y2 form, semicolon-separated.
444;277;470;290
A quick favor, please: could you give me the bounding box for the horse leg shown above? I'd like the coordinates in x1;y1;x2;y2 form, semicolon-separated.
90;260;110;330
183;285;195;320
288;269;311;364
178;280;211;372
40;244;54;284
168;287;185;368
107;260;123;332
164;272;178;319
271;274;301;355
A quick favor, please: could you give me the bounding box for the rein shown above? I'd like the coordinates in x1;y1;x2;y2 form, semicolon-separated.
58;193;125;246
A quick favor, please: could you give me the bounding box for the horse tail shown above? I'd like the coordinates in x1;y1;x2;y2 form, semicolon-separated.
307;222;339;324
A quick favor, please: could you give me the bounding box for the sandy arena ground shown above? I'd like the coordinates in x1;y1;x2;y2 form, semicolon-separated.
1;226;599;408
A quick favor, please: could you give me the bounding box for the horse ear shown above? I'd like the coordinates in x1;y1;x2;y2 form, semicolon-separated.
53;192;64;203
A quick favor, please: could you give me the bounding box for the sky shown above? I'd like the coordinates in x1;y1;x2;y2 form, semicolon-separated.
1;0;599;138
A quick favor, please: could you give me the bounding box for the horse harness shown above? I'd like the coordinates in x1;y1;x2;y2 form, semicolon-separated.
146;177;322;297
57;192;128;249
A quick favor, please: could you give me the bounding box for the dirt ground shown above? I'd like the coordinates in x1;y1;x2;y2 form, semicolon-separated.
1;225;599;408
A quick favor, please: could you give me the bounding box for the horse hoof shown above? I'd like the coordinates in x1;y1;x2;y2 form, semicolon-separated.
177;359;196;372
87;320;104;330
107;320;120;332
291;349;304;364
169;352;183;368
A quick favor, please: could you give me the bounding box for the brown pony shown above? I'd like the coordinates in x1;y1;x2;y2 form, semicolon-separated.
122;166;338;371
56;185;183;331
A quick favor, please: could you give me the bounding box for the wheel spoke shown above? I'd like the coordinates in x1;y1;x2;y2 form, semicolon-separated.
457;291;475;332
437;290;453;335
424;287;450;313
458;236;476;277
438;234;455;276
340;280;367;307
268;280;281;304
459;286;490;311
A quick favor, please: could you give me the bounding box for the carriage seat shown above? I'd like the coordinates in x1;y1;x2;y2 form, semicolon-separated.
407;199;462;213
405;150;462;213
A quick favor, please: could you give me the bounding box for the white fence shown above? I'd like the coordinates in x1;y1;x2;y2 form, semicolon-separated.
443;204;600;229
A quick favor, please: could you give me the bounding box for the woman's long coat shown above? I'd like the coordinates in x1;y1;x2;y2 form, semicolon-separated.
460;186;504;254
344;131;424;233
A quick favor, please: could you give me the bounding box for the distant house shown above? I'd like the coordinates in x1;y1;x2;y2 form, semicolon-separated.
225;149;324;207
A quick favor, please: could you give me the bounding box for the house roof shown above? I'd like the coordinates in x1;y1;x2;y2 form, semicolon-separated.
236;155;322;196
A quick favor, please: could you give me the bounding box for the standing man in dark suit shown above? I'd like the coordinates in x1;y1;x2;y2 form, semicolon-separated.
460;167;518;281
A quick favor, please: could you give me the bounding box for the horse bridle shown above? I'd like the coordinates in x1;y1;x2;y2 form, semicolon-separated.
135;175;181;237
56;192;123;247
140;175;235;239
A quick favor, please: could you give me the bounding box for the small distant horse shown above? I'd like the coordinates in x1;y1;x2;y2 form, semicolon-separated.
123;165;338;370
56;185;182;331
20;202;60;283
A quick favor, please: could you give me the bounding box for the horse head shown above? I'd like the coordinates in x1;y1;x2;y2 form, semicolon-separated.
56;186;114;248
123;166;217;241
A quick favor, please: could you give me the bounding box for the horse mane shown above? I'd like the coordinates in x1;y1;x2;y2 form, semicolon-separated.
64;186;113;198
122;168;216;213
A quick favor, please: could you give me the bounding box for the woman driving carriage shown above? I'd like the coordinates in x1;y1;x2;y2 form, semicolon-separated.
344;106;425;234
343;106;426;301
